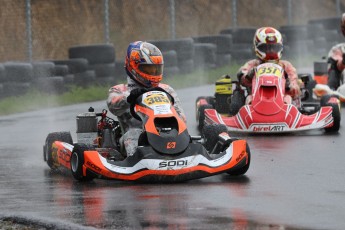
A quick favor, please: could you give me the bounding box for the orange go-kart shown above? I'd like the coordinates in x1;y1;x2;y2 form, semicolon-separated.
43;89;251;182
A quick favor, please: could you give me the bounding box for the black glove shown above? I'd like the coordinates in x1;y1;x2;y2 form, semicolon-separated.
149;87;175;104
243;69;255;83
236;71;244;81
127;88;148;105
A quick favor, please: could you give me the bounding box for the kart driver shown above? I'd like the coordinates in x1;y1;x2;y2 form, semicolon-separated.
326;13;345;90
237;26;301;106
107;41;186;157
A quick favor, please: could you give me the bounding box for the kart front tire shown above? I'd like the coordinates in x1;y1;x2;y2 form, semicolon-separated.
71;144;95;182
229;90;245;116
202;124;228;152
227;142;251;176
197;104;213;132
320;95;341;133
43;132;73;169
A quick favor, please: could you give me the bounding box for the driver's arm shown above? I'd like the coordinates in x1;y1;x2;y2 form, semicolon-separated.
281;60;301;98
107;84;130;117
237;59;259;87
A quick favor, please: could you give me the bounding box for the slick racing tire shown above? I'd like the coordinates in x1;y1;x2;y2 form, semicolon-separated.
229;90;245;116
227;142;251;176
320;95;341;133
43;132;73;169
197;104;213;132
202;124;228;152
327;69;340;91
70;144;95;182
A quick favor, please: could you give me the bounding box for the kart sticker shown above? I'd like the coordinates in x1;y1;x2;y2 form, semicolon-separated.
256;63;284;78
142;92;173;115
250;123;288;132
143;93;170;106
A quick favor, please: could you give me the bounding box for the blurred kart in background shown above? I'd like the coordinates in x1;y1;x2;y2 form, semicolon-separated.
312;60;345;103
196;63;341;134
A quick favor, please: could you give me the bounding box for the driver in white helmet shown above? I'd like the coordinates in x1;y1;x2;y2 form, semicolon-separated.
107;41;186;157
237;26;301;106
327;13;345;90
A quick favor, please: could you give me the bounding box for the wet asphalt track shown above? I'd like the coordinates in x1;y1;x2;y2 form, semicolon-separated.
1;85;345;230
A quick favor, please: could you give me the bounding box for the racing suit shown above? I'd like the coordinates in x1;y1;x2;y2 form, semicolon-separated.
107;77;186;157
237;59;302;106
327;43;345;90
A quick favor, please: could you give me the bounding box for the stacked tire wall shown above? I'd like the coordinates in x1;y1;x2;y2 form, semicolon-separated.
0;15;344;99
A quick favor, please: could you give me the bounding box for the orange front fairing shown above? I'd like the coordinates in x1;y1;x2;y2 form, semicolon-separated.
135;91;187;135
135;104;187;135
81;140;249;181
314;74;328;84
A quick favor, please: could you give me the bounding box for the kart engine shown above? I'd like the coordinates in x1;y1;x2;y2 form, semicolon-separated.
215;75;232;114
76;111;98;146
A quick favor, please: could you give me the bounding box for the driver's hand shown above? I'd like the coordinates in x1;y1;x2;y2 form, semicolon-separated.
127;88;148;104
245;68;255;81
288;83;301;99
342;52;345;65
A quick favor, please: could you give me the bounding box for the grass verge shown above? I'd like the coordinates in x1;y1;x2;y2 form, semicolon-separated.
0;64;240;116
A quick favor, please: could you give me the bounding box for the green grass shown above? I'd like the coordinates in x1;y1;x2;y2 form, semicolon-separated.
0;64;240;116
0;54;313;116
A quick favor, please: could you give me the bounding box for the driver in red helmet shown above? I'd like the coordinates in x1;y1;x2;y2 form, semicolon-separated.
327;13;345;90
107;41;186;157
237;27;301;107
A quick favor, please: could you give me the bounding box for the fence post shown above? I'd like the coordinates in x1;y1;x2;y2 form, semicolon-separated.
104;0;110;44
232;0;237;28
25;0;32;62
336;0;341;17
287;0;292;25
169;0;176;39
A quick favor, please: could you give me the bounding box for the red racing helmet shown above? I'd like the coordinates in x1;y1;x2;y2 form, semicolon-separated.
253;27;283;62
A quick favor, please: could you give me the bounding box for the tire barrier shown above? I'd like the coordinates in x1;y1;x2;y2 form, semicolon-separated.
193;43;217;70
148;38;195;74
68;44;117;86
68;44;116;65
0;15;343;100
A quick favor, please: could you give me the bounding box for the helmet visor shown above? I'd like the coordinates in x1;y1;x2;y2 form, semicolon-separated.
257;43;283;53
138;64;163;76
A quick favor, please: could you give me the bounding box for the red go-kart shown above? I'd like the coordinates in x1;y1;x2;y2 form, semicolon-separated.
196;63;341;133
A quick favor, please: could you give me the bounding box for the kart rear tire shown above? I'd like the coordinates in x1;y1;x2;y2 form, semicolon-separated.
43;132;73;169
227;142;251;176
229;90;245;116
197;104;214;132
320;95;341;133
328;69;340;90
202;124;228;152
71;144;95;181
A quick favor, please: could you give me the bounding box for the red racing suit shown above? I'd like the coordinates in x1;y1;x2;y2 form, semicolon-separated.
328;43;345;72
327;43;345;89
238;59;302;101
107;77;186;156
